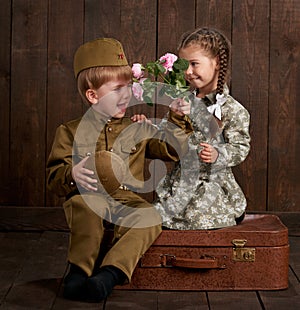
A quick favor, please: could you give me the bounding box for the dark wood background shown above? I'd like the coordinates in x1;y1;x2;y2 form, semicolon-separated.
0;0;299;223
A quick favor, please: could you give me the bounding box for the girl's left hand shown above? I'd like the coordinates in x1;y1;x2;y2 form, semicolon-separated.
131;114;152;124
199;143;219;163
169;98;190;116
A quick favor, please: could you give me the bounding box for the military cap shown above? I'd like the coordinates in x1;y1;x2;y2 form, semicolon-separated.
84;150;127;195
73;38;128;77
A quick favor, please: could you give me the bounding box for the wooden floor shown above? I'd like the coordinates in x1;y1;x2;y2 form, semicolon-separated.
0;231;299;309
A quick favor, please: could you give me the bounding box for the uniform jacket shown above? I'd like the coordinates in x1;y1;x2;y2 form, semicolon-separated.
46;108;193;199
154;86;251;229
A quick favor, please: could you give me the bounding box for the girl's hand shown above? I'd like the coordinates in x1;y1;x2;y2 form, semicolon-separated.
169;98;190;116
131;114;152;124
72;156;98;191
199;143;219;163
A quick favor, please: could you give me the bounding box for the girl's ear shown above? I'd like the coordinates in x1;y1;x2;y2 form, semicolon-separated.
85;89;98;105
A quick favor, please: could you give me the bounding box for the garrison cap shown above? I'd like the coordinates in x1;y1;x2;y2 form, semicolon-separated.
73;38;128;77
84;150;126;195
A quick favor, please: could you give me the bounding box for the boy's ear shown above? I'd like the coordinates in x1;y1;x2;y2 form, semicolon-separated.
85;89;98;105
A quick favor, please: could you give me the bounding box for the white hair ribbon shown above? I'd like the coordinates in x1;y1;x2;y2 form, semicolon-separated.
207;93;227;120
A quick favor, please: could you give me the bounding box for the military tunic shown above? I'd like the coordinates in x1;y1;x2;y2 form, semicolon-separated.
154;86;251;230
46;107;192;278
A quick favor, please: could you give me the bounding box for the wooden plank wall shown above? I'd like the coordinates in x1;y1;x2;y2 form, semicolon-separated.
0;0;299;214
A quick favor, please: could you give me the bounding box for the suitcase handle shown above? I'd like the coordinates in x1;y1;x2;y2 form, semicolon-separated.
161;254;219;269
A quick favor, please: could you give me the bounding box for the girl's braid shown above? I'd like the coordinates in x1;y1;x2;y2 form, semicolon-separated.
215;32;230;95
178;27;231;95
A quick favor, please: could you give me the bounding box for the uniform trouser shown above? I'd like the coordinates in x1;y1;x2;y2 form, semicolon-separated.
63;189;162;281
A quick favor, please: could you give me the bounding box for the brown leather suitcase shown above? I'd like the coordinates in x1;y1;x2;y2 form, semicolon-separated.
118;214;289;291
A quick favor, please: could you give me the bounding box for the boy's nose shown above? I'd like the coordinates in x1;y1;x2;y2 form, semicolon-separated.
126;85;132;98
119;85;130;97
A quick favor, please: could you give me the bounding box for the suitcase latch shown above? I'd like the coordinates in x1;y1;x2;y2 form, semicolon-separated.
232;239;255;262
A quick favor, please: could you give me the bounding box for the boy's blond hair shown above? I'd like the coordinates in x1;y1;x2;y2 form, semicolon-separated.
77;66;132;104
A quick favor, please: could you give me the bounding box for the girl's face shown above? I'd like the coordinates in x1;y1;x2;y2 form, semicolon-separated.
87;79;132;118
179;45;219;97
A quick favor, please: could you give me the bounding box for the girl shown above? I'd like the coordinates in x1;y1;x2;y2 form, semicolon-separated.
154;27;251;230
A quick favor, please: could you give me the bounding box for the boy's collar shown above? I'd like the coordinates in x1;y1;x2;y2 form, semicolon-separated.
90;108;126;124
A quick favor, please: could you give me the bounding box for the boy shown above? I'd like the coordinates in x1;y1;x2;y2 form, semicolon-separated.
46;38;192;302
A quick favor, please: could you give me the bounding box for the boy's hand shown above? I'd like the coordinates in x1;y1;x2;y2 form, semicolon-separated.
169;98;190;116
199;143;219;163
131;114;152;124
72;156;98;191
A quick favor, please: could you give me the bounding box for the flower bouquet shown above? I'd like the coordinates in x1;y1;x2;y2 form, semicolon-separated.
131;53;189;106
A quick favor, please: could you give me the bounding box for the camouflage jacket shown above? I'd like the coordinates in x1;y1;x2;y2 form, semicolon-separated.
154;86;251;229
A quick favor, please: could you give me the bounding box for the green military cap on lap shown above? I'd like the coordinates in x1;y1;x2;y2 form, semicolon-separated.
84;150;127;195
73;38;129;77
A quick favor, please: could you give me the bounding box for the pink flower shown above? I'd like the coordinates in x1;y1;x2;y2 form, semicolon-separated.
132;79;145;101
132;63;144;79
159;53;178;72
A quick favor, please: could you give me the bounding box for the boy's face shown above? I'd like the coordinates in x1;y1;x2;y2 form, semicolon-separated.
87;79;132;118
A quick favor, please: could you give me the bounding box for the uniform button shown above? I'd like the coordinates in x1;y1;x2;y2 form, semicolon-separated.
70;181;75;186
109;147;113;152
108;127;112;132
107;119;112;123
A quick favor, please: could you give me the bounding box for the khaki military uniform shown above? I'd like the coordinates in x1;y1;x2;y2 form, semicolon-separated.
47;107;192;280
154;86;251;230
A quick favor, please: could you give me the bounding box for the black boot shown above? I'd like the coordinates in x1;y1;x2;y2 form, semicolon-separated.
86;266;127;302
63;264;88;301
235;212;246;224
